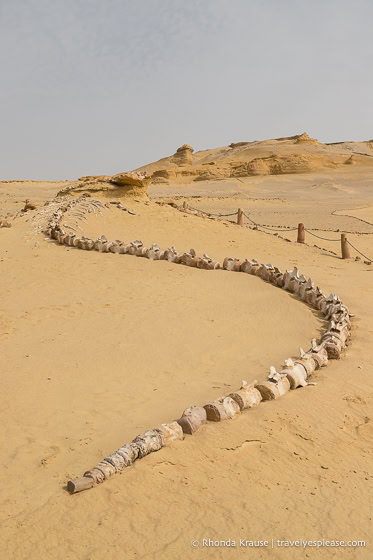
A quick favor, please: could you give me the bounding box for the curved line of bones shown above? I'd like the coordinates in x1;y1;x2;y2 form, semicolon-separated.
41;196;352;493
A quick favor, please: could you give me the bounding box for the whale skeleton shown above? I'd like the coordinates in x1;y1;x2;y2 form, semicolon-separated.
43;196;353;493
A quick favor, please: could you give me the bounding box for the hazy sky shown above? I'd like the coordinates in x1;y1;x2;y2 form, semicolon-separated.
1;0;372;180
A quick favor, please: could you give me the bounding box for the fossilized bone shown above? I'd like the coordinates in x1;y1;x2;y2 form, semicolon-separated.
197;253;220;270
325;302;350;321
108;240;124;253
298;341;330;374
126;240;143;256
267;366;291;396
310;339;329;367
319;318;348;359
322;337;343;359
257;263;275;282
280;358;308;389
118;243;131;254
203;397;240;421
162;246;180;263
320;293;341;315
223;257;242;271
177;406;207;434
295;352;316;377
68;421;183;493
159;422;184;444
304;285;320;306
268;266;284;287
283;267;299;291
240;258;260;275
180;250;200;267
255;380;281;400
240;259;254;273
292;274;307;296
299;278;314;300
73;237;82;248
229;380;262;410
314;290;326;310
43;196;353;493
146;244;162;260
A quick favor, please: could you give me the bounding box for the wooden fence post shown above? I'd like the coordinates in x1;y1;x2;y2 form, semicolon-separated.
237;208;244;226
297;223;305;243
341;234;351;259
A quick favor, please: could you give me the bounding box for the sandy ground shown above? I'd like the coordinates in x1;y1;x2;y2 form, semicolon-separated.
0;170;372;559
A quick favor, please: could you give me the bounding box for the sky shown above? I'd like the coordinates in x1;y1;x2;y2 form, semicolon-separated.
1;0;372;180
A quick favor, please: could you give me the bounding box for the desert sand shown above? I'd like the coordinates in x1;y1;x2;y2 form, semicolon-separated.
1;135;372;559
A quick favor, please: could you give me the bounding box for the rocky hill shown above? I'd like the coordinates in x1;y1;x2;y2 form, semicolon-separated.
135;133;373;185
54;133;373;198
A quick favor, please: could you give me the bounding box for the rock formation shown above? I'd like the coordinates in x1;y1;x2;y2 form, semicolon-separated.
128;132;373;186
110;171;151;188
57;171;150;200
295;132;318;144
78;175;112;182
171;144;194;166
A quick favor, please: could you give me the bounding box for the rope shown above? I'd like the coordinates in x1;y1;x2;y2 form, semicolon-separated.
346;240;372;262
183;204;372;261
309;228;373;235
304;229;340;242
212;212;239;217
187;205;238;217
243;212;298;232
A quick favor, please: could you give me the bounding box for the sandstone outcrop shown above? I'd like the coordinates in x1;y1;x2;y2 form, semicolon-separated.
171;144;194;166
246;154;336;175
130;132;373;186
229;142;250;148
110;171;151;188
78;175;112;182
57;171;150;200
295;132;318;144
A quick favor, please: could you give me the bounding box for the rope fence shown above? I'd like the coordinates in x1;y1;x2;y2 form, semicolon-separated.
303;230;340;242
186;203;238;218
179;203;372;263
346;240;373;263
243;211;298;232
